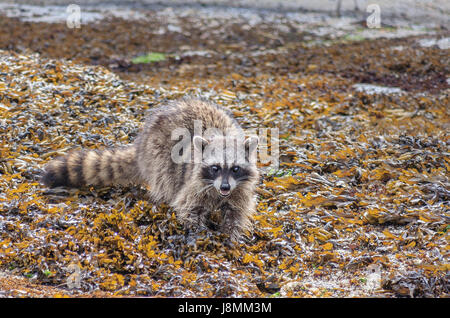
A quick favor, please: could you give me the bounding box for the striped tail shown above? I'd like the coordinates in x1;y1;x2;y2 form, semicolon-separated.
41;146;141;188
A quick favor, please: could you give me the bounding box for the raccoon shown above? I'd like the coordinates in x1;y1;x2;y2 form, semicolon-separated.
41;98;259;241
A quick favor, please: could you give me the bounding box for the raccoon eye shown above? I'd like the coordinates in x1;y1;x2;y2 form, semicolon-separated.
210;165;220;173
231;166;240;173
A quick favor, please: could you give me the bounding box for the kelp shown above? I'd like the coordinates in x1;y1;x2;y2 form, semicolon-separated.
0;11;448;297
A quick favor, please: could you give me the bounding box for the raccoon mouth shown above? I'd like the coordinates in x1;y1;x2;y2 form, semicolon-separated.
219;189;231;197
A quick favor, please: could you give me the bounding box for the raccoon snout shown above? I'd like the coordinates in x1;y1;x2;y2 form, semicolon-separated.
212;175;236;197
219;183;231;196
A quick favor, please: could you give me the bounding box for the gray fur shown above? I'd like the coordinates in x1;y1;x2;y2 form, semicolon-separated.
42;98;259;240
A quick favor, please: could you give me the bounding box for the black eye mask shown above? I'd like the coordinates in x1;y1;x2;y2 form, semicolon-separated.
201;164;250;183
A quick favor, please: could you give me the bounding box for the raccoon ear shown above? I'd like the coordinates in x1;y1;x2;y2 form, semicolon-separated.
244;135;259;154
193;135;209;151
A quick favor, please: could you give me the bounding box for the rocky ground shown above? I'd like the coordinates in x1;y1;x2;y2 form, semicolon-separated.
0;1;448;297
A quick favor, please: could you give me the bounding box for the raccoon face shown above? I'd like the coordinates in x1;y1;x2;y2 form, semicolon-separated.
194;134;258;197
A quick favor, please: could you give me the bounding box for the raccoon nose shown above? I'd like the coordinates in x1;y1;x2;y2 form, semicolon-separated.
219;182;231;197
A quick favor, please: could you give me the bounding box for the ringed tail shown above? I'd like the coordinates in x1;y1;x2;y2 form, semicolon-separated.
41;146;140;188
